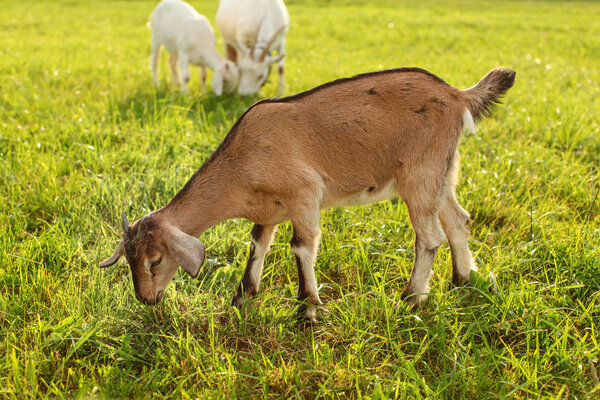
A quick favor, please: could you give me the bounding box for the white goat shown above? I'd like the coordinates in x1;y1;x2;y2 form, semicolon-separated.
100;67;516;322
149;0;239;95
216;0;289;96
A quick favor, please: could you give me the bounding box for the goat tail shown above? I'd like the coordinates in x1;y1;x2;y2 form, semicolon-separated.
463;68;516;122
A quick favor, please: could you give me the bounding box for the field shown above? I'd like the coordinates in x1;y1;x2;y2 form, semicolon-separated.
1;0;600;398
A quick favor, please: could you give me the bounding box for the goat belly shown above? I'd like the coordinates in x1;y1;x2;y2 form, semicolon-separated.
324;180;398;208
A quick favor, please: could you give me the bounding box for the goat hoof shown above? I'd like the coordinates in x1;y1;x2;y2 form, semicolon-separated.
231;294;243;308
232;291;252;308
401;289;426;308
452;269;483;287
452;274;470;287
232;284;259;307
296;304;318;324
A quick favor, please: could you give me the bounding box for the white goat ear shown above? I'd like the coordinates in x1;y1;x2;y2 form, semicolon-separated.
166;227;206;278
212;73;224;96
268;54;285;65
99;241;124;268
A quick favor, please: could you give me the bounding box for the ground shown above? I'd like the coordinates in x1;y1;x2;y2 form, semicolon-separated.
1;0;599;398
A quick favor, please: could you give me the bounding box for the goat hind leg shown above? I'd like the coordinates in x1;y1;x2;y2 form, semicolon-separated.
276;40;285;94
232;224;277;307
401;203;445;307
439;152;477;285
439;190;477;286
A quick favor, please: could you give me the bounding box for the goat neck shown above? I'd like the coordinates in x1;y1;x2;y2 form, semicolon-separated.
160;156;246;237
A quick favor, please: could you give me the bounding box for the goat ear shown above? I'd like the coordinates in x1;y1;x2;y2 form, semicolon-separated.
122;212;130;234
268;54;285;65
166;227;206;278
137;219;148;239
99;241;124;268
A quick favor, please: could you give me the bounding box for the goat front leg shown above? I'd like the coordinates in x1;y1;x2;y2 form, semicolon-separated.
276;39;286;95
232;224;277;307
199;66;207;90
290;215;322;322
168;53;179;86
177;53;190;92
151;42;161;86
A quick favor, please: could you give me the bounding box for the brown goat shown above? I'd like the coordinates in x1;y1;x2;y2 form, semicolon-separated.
100;67;516;321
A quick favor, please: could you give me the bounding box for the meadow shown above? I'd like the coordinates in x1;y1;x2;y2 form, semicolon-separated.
1;0;599;398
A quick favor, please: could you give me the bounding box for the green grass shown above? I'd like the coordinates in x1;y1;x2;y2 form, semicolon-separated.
1;0;599;398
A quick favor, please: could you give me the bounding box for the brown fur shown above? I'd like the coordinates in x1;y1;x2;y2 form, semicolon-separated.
464;68;516;121
169;68;485;225
101;67;516;318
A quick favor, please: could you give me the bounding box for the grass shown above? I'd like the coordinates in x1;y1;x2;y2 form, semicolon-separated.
1;0;599;398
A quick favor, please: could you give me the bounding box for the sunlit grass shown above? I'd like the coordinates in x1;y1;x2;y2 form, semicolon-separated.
1;0;599;398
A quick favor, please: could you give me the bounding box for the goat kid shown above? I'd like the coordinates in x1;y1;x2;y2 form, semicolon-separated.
216;0;289;96
100;67;516;322
149;0;239;95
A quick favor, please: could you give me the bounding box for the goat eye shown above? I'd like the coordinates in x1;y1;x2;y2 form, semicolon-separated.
150;258;162;268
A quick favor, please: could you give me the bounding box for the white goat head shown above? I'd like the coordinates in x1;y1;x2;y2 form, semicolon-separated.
235;25;286;96
212;60;240;96
99;212;205;305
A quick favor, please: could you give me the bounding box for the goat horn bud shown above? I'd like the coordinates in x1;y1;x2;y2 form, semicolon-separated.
122;211;130;233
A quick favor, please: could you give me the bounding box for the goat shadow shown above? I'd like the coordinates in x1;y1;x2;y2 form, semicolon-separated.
107;84;261;136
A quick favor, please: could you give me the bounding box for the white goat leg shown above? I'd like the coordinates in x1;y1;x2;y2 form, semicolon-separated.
178;53;190;92
151;42;161;86
169;53;179;85
290;209;323;322
232;224;277;306
276;38;285;95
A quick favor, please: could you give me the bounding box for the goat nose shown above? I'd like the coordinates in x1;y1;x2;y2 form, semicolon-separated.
135;292;156;306
155;290;165;303
144;297;157;306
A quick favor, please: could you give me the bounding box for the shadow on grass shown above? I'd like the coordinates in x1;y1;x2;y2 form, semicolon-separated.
107;85;262;129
